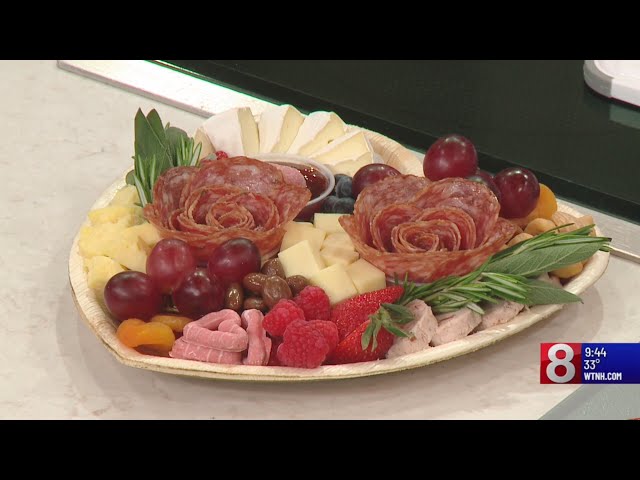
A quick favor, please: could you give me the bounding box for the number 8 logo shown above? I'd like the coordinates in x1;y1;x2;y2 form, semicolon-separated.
546;343;576;383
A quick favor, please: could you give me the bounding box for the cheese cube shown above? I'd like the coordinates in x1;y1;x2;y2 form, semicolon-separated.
280;224;326;251
287;112;346;156
346;259;387;294
328;152;374;177
258;104;305;153
278;240;326;278
310;264;358;305
322;232;355;251
85;256;125;293
110;185;140;206
314;213;346;234
283;221;313;231
320;246;359;267
88;205;143;227
311;131;371;166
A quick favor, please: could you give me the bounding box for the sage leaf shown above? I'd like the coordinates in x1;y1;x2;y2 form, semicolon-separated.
125;170;136;186
486;242;604;277
522;279;582;306
134;109;172;173
165;125;189;167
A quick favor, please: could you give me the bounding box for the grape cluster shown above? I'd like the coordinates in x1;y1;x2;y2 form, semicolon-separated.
104;238;262;322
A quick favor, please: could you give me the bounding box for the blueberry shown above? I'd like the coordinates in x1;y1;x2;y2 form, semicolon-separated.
335;175;353;198
334;174;350;185
322;195;340;213
333;197;355;214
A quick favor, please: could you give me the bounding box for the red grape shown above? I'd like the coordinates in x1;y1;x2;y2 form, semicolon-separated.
207;238;261;287
172;269;224;318
466;171;502;202
104;271;162;321
146;239;197;294
493;167;540;218
423;134;478;181
352;164;400;197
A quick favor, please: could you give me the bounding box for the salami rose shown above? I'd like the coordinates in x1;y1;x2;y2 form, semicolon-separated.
144;157;311;262
340;176;516;283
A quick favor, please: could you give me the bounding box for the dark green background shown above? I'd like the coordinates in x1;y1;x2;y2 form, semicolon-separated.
159;60;640;223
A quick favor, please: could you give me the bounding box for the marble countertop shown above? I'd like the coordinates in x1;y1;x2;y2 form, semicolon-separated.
2;60;639;419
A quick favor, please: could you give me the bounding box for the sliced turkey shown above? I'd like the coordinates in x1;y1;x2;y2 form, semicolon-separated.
431;309;481;346
386;300;438;359
475;301;525;332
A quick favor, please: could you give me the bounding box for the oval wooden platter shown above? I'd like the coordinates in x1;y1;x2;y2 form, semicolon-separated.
68;129;610;382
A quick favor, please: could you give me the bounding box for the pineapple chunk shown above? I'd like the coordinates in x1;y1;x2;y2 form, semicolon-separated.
280;224;326;251
314;213;346;234
123;223;162;249
110;185;140;206
78;223;123;258
85;256;125;293
346;259;387;294
310;264;358;305
320;246;359;267
322;232;355;251
78;222;150;272
88;205;143;227
107;235;149;273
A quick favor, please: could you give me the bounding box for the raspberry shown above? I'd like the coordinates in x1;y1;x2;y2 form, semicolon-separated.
306;320;339;353
215;151;228;159
263;299;305;337
294;286;331;321
277;320;330;368
267;337;283;366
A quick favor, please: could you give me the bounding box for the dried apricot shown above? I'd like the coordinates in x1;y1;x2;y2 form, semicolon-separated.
524;218;556;236
150;314;192;333
552;262;584;279
117;318;175;355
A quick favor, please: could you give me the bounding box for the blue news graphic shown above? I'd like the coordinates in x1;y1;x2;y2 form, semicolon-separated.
581;343;640;384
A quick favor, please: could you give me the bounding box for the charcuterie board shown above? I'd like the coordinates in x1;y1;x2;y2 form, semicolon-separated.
68;126;609;382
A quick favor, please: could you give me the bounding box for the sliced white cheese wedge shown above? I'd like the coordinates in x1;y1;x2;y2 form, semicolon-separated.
327;151;374;177
311;130;371;166
287;111;346;156
201;107;259;157
194;127;215;160
258;105;305;153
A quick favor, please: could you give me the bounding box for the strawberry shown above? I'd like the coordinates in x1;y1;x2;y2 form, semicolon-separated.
330;286;404;340
327;320;396;364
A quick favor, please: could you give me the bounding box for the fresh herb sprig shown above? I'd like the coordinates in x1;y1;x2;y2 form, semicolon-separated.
362;224;610;350
397;225;610;314
126;109;202;206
